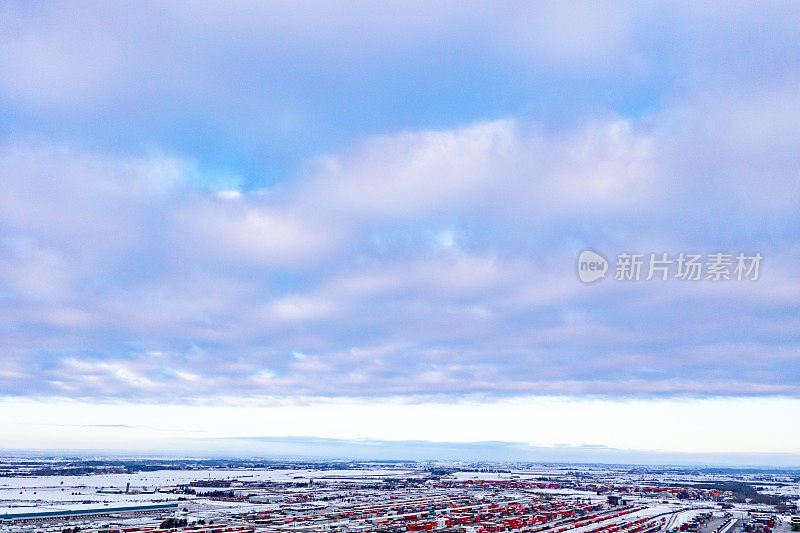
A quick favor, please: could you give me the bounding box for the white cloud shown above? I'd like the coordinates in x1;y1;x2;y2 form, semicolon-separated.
0;45;799;404
266;295;336;322
0;104;798;401
177;200;339;266
494;2;634;70
296;118;659;227
304;120;517;218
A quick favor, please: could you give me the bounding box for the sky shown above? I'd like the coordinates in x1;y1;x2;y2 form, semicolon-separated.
0;1;799;464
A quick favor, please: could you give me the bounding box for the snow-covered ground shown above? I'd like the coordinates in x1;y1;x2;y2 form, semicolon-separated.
0;467;415;509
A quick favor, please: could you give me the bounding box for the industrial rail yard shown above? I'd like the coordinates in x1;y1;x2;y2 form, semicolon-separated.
1;461;797;533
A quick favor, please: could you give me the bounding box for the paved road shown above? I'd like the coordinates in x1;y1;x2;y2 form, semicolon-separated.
699;517;727;533
712;517;740;533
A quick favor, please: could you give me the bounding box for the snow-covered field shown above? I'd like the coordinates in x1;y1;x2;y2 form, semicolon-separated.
0;467;414;509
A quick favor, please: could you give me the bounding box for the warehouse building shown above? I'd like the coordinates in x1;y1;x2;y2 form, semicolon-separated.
0;502;179;524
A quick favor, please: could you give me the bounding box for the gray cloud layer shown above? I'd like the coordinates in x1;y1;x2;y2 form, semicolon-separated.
0;2;798;402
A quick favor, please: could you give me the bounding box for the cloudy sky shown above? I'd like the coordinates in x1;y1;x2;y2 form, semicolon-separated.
1;1;799;464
